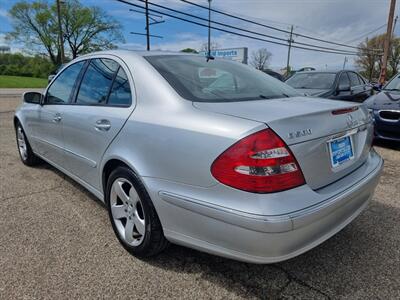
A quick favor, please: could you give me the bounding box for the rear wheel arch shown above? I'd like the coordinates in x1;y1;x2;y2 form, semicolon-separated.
105;165;169;257
102;158;143;194
13;116;21;129
103;159;128;193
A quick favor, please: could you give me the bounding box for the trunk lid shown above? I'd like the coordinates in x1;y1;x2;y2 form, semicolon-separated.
194;96;373;190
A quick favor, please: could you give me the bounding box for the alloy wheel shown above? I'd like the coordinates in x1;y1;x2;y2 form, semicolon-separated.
110;178;146;246
17;126;28;161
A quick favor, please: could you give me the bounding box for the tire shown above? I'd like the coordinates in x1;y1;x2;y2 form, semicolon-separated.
15;123;41;166
105;166;169;257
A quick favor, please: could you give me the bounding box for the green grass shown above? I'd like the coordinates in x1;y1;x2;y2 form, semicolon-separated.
0;75;47;88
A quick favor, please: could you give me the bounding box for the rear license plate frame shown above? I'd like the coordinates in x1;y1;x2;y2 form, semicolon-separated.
328;134;355;168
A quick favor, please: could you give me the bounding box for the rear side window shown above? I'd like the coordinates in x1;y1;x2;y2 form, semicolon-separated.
348;72;361;86
76;59;119;105
46;61;84;104
108;68;132;106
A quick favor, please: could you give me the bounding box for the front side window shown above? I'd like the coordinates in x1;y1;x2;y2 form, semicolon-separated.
145;55;298;102
285;72;336;90
46;61;84;104
76;58;119;105
108;68;132;106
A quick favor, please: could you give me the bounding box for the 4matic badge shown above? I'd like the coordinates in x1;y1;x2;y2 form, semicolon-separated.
288;128;312;139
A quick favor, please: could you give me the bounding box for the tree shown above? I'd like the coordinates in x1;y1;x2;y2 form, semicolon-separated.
355;34;400;81
7;0;124;65
389;37;400;77
250;48;272;70
63;0;123;59
355;35;384;81
0;53;54;78
181;48;198;53
7;1;60;65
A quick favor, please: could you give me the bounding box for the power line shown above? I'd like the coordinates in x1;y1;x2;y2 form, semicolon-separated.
116;0;360;56
129;8;162;19
345;24;387;44
134;0;361;55
180;0;381;53
144;0;364;53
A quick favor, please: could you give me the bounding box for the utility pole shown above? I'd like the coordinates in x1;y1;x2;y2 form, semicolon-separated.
379;0;396;84
129;7;164;47
56;0;65;64
286;25;294;76
145;0;150;51
207;0;212;59
343;56;348;70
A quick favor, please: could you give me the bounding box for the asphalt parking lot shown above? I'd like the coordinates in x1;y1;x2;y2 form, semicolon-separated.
1;89;399;299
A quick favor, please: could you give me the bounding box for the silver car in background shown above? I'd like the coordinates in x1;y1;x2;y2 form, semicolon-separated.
14;50;383;263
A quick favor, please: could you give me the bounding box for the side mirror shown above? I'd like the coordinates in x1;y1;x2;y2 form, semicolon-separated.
372;84;382;92
337;84;351;93
23;92;43;105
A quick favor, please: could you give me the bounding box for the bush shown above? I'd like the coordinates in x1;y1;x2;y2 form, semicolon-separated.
0;53;55;78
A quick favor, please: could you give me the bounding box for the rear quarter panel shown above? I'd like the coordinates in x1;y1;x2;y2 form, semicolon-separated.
100;54;264;188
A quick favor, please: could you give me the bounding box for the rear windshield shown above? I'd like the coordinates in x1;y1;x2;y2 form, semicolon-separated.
286;72;336;89
144;55;299;102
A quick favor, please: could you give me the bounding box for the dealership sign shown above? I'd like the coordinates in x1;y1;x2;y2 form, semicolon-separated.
199;47;248;64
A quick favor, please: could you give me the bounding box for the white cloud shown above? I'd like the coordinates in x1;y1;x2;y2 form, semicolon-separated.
0;8;9;19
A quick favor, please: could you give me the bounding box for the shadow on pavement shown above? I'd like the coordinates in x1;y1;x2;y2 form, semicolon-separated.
143;200;400;299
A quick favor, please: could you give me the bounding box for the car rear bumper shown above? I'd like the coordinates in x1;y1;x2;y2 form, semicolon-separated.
146;150;383;264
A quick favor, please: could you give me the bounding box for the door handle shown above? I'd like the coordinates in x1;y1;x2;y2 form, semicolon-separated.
95;119;111;131
53;114;62;122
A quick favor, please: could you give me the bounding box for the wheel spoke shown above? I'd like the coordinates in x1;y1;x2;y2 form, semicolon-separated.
111;204;126;219
129;187;140;205
124;218;135;243
133;212;145;235
113;181;129;203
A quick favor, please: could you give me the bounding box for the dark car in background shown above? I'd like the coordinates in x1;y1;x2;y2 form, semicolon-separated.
365;73;400;142
262;69;285;81
285;70;373;102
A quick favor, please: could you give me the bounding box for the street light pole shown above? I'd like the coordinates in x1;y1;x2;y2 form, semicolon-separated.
56;0;65;64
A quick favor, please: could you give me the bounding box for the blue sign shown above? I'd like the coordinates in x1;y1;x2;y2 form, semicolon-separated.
198;47;248;64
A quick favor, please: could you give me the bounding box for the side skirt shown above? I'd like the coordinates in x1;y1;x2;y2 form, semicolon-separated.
34;152;105;202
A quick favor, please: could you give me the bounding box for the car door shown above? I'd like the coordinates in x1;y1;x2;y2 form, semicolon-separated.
348;71;368;102
58;57;135;191
31;61;85;167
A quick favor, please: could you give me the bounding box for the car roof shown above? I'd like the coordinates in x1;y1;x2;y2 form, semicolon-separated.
294;70;359;75
78;49;198;60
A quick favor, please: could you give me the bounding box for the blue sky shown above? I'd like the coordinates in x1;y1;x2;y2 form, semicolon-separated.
1;0;399;70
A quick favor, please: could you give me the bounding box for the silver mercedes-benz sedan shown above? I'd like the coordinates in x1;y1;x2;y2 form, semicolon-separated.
14;50;383;263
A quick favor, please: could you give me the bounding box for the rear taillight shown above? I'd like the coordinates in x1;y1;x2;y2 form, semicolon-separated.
211;129;305;193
